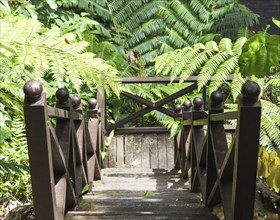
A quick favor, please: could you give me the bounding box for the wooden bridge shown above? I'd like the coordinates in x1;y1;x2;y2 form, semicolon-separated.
23;77;261;220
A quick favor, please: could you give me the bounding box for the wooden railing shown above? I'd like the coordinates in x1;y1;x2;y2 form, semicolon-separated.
23;78;261;220
23;80;103;220
175;80;262;220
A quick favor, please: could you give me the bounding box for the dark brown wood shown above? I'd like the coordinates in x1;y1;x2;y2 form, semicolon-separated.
186;83;261;220
154;83;197;108
210;111;238;121
231;95;261;220
118;75;233;83
24;94;59;220
108;83;197;132
121;91;154;108
23;82;103;219
115;127;170;135
107;107;151;133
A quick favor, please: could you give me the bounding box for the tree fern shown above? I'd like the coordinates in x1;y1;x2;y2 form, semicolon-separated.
154;37;247;98
55;0;258;68
0;15;120;94
260;100;280;148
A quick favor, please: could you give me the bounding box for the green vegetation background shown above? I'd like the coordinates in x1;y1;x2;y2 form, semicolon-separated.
0;0;279;216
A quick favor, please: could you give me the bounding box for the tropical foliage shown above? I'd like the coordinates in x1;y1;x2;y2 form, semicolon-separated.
0;0;279;217
53;0;258;68
0;1;120;215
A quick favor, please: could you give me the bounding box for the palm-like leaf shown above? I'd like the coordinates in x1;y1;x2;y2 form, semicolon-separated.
154;37;247;98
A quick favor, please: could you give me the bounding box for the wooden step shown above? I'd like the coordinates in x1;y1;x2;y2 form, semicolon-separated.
65;168;218;220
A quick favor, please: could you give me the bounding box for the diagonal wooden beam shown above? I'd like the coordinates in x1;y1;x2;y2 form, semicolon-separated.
107;107;152;133
108;83;197;132
155;107;176;118
121;91;154;108
155;83;197;108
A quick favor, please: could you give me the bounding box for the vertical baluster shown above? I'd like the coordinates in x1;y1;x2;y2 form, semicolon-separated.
174;104;182;169
23;80;58;220
71;96;87;197
181;100;192;179
205;91;225;207
88;98;101;181
190;97;205;193
232;81;261;220
55;89;77;210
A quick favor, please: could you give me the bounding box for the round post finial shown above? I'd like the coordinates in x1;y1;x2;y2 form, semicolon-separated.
183;100;192;111
174;103;182;113
210;91;223;107
23;80;43;103
56;88;69;105
241;81;261;104
88;98;97;110
71;96;81;109
193;97;203;110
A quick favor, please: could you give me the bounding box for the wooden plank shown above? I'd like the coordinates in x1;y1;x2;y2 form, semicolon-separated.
125;135;142;168
149;134;158;168
166;135;174;170
133;135;142;168
108;136;116;168
158;134;167;169
142;135;150;168
116;135;125;168
115;127;169;135
47;106;83;120
210;111;238;121
117;75;233;83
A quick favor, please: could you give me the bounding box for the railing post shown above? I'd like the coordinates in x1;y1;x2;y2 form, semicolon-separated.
206;91;227;206
231;81;261;220
55;88;78;211
23;80;58;220
87;98;101;181
190;97;206;193
71;96;87;198
174;104;182;169
181;100;192;179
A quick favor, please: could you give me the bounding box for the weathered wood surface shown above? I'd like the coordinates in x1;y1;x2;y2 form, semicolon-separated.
65;168;218;220
105;134;174;170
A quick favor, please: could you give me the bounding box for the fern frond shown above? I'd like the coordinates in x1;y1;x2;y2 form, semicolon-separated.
125;19;166;49
1;14;120;97
232;37;247;55
123;1;166;30
231;70;245;101
189;0;211;23
197;51;228;90
218;38;233;54
209;55;238;92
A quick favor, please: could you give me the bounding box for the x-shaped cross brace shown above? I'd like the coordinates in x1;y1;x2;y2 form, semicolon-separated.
107;83;197;133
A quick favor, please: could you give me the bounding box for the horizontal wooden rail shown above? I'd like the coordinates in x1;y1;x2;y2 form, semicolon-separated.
115;127;170;135
117;76;234;84
192;118;208;126
210;111;238;121
47;106;83;120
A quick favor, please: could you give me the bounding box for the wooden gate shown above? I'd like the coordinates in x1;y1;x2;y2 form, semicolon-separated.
104;129;174;169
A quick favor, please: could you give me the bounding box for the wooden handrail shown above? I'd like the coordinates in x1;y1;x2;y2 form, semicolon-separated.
210;111;238;121
117;76;234;83
23;80;103;220
176;81;262;220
